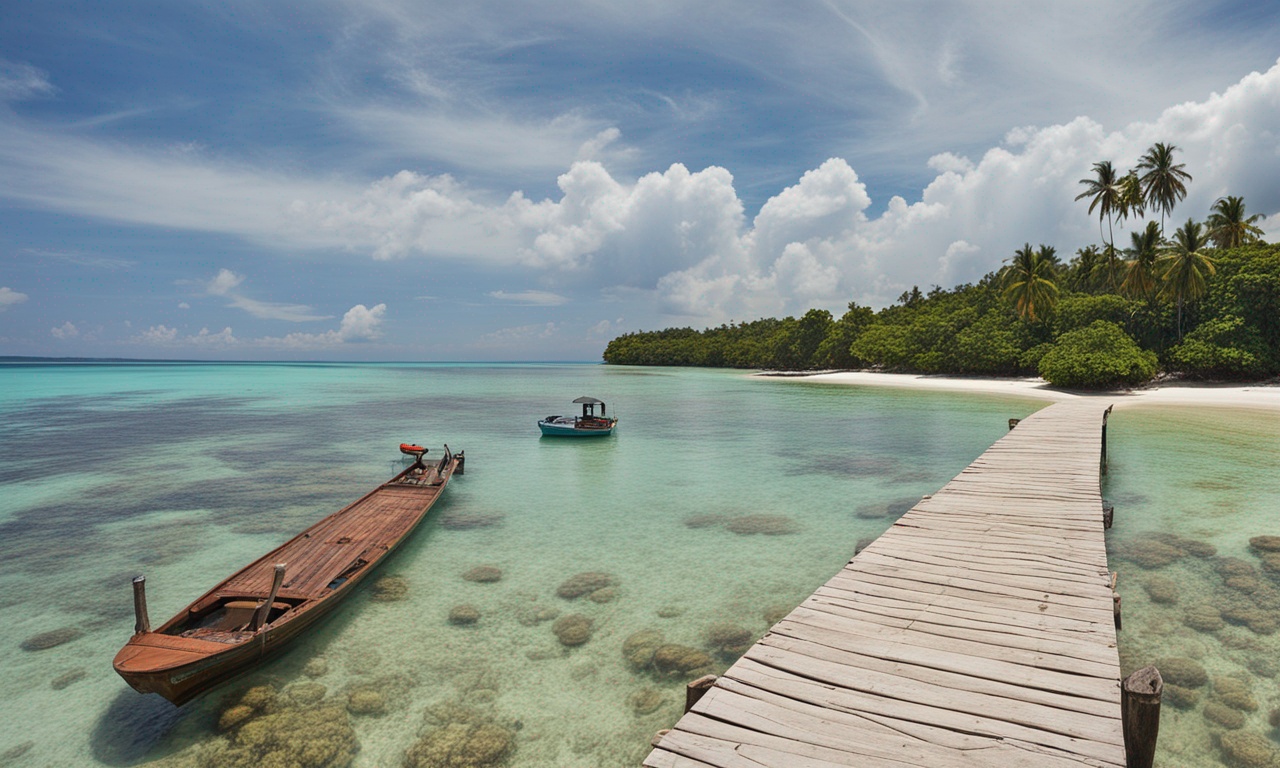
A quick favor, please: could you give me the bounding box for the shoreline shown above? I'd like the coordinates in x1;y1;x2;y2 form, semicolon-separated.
762;370;1280;412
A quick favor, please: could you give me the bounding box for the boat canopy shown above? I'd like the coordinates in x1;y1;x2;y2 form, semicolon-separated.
572;396;606;417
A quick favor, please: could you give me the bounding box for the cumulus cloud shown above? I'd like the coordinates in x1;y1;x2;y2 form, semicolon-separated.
51;321;78;339
206;268;244;296
255;304;387;349
203;268;330;322
0;286;28;311
135;325;177;344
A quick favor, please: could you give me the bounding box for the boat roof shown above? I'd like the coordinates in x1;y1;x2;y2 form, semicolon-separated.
572;396;604;404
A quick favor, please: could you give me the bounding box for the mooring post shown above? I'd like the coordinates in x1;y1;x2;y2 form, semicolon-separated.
1008;418;1020;431
1101;405;1114;475
131;575;150;634
1103;501;1115;529
685;674;718;713
455;450;465;475
1113;591;1122;630
1121;666;1162;768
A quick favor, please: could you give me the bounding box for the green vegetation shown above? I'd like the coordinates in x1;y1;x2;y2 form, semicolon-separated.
1038;321;1158;388
604;144;1277;388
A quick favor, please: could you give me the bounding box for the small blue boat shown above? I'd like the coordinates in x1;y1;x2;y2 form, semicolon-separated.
538;396;618;437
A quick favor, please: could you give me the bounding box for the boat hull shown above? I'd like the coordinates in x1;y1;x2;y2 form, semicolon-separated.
538;420;616;437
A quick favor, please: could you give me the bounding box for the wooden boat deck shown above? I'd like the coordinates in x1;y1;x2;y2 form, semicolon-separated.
646;401;1124;768
214;473;448;602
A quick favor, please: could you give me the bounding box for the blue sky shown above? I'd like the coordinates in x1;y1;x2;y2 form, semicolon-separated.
2;1;1279;360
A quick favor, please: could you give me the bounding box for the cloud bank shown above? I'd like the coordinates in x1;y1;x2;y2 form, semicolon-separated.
3;60;1279;330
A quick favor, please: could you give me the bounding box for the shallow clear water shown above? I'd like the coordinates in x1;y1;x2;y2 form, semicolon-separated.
0;363;1275;767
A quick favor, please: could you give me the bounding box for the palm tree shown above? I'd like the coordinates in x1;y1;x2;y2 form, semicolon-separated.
1120;221;1162;299
1206;195;1266;248
1002;242;1060;322
1136;143;1192;235
1116;171;1146;227
1075;161;1122;249
1158;218;1216;340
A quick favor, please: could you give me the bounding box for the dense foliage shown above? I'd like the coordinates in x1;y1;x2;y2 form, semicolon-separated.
602;243;1280;387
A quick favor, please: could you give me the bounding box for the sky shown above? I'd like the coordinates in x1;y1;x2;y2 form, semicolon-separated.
1;1;1279;361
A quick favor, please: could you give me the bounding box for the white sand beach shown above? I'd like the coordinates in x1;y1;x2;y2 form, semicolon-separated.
771;370;1280;412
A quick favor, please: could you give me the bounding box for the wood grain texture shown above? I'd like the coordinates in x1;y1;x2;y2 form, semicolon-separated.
645;401;1124;768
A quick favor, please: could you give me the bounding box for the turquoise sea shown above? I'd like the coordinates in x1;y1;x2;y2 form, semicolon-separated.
0;363;1277;767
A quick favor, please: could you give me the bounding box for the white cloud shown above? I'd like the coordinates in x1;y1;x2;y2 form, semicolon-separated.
0;60;55;101
135;325;177;344
51;321;78;339
189;327;237;346
203;268;330;322
178;302;191;309
255;303;387;349
0;286;28;311
206;268;244;296
488;290;568;306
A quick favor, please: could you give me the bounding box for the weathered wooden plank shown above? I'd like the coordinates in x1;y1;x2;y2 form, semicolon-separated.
764;617;1119;698
726;659;1124;764
802;595;1120;667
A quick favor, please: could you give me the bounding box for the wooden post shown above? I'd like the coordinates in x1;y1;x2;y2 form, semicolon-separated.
1101;405;1113;475
1113;591;1122;630
1121;666;1162;768
1007;418;1020;431
1103;501;1114;529
252;564;287;632
685;674;718;713
131;575;150;634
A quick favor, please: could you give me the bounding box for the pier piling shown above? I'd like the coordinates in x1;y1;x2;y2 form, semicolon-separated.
1121;666;1162;768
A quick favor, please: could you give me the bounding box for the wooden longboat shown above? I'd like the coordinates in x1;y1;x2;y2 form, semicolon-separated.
113;445;464;705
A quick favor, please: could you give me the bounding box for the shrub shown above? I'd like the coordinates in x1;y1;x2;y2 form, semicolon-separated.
1038;321;1158;388
1168;316;1273;379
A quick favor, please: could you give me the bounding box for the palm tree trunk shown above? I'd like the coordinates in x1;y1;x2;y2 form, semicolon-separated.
1177;298;1184;341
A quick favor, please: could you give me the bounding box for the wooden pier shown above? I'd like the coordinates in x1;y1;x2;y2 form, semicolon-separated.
646;401;1125;767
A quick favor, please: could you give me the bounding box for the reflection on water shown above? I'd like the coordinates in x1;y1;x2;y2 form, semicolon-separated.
1;365;1276;766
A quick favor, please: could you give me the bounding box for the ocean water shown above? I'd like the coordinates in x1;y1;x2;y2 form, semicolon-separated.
0;363;1275;767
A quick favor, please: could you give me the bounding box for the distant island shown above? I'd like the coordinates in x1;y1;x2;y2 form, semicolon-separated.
605;146;1277;389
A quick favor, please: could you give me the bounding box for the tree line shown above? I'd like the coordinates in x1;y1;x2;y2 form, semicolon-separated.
603;144;1277;388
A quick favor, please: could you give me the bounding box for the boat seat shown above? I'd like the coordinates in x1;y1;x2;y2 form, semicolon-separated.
205;600;291;631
